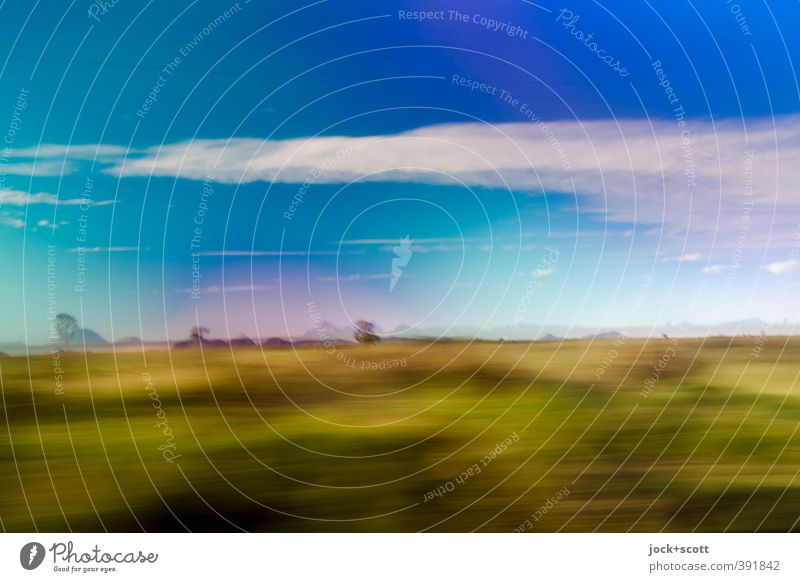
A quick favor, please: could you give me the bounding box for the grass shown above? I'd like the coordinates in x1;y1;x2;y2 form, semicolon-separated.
1;336;799;532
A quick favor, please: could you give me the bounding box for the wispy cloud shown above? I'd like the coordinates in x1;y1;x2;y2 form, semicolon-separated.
0;214;24;228
34;219;70;230
341;236;476;245
0;189;112;206
516;267;556;278
0;161;75;176
386;243;466;254
662;253;703;263
176;284;272;294
702;264;728;274
341;236;539;255
374;242;536;253
10;115;800;249
764;261;799;275
8;144;134;160
197;250;359;257
318;273;392;282
67;246;140;253
206;284;271;293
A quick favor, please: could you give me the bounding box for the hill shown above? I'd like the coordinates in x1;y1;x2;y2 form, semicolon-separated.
73;328;108;345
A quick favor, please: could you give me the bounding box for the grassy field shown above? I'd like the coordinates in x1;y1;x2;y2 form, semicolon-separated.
1;337;799;532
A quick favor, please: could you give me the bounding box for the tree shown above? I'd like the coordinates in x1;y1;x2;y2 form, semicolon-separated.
354;320;380;344
190;325;210;342
55;313;79;348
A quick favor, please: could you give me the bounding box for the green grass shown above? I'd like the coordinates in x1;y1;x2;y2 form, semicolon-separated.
1;337;799;532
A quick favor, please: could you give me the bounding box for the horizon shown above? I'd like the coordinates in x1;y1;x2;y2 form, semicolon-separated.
2;1;800;346
4;0;800;556
4;315;798;348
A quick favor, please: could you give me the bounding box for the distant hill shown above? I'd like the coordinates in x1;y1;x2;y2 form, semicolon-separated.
115;336;142;345
173;338;229;349
0;342;26;353
73;328;108;345
292;338;354;346
582;331;623;340
303;321;354;341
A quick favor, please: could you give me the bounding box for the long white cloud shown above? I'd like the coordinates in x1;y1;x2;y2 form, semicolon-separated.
13;115;800;248
0;189;113;206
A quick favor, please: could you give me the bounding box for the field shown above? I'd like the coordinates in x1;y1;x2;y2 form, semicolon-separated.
1;337;799;532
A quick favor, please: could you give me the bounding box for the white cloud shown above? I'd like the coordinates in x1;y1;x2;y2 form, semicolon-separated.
197;250;357;257
206;284;270;293
119;116;800;252
764;261;799;275
67;246;140;253
515;267;556;278
8;144;133;160
404;244;465;253
0;189;113;206
662;253;703;263
11;114;800;250
34;219;68;230
318;273;392;282
341;236;476;245
176;284;272;294
0;215;24;228
373;242;539;254
702;264;728;274
0;161;75;176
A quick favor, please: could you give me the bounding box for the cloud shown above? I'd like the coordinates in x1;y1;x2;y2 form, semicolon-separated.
0;189;113;206
340;236;476;245
0;215;24;228
197;250;358;257
0;161;75;176
7;144;133;160
205;284;271;293
398;244;466;253
702;264;728;274
764;261;799;275
34;219;70;230
12;114;800;250
343;236;536;254
176;284;272;294
662;253;703;263
516;267;556;278
375;242;536;253
318;273;392;282
67;246;140;253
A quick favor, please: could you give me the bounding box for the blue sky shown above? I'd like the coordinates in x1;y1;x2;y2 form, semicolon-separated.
1;0;799;342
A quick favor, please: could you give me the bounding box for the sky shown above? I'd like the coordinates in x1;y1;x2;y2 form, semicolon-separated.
1;0;799;343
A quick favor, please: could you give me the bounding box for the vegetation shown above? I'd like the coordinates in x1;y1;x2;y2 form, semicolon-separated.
54;313;79;348
1;337;798;532
353;320;380;344
189;325;210;342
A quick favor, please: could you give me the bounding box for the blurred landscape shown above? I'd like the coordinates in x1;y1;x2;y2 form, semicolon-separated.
1;337;799;532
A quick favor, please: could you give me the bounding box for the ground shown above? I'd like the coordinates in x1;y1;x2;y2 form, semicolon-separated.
1;337;798;532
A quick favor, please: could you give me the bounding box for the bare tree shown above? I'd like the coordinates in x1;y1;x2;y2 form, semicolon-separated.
354;320;380;344
190;325;210;342
55;313;79;348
